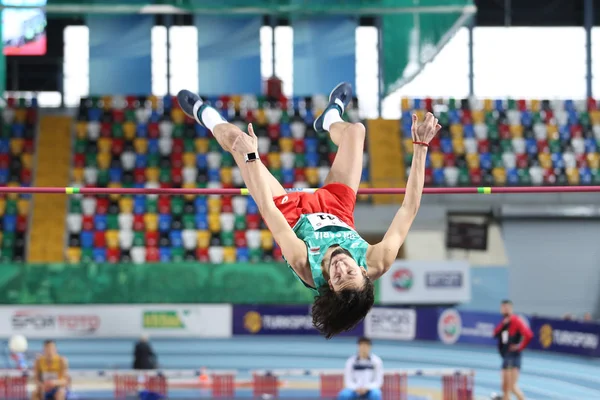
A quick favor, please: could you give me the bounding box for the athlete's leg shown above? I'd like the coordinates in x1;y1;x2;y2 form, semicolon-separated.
511;369;525;400
501;368;512;400
313;82;365;193
324;121;365;193
177;90;285;198
337;388;358;400
365;388;382;400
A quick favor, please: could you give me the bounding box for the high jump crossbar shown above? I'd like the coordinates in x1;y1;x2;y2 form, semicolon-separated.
0;186;599;195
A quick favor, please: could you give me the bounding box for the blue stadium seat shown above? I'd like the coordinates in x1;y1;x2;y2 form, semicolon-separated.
195;213;208;230
94;215;108;231
159;214;172;232
195;124;209;138
246;197;259;215
135;154;148;168
93;248;107;263
3;215;16;232
159;247;171;262
134;196;146;214
196;154;208;169
236;247;250;262
282;168;295;185
81;231;94;248
194;197;208;214
137;123;148;137
169;231;183;248
433;168;445;185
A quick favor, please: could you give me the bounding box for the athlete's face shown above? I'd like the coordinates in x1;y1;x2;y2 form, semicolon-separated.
327;248;366;291
500;302;513;317
44;342;57;357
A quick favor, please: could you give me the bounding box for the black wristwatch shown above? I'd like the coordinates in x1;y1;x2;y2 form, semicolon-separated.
245;152;259;163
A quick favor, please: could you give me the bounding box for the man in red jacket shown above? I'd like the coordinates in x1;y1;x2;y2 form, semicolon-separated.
494;300;533;400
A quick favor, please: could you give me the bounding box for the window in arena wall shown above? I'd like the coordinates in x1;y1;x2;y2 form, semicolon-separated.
63;26;90;107
381;27;469;119
592;28;600;99
474;27;586;99
260;26;294;97
355;26;379;119
151;26;168;97
169;26;199;95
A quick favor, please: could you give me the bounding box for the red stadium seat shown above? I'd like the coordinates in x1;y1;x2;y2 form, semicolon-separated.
171;168;183;185
146;247;160;262
499;124;511;140
221;197;233;213
170;153;183;169
94;231;106;248
134;168;146;184
443;153;456;167
101;122;112;137
247;214;261;230
133;214;145;231
145;231;159;247
196;248;209;262
16;215;27;233
293;139;305;153
516;154;528;169
469;168;482;185
148;122;160;138
173;139;184;154
96;198;109;214
24;139;35;154
113;109;125;123
234;231;247;247
268;124;281;140
82;216;94;231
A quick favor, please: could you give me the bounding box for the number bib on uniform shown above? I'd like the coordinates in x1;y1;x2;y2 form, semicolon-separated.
305;213;351;231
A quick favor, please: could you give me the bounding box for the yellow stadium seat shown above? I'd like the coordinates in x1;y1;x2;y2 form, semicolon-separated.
223;247;237;263
492;167;507;185
148;96;158;110
134;138;148;154
305;168;318;186
221;168;233;185
403;139;414;154
102;96;112;110
267;153;281;169
401;97;410;110
591;110;600;125
466;153;479;169
566;167;580;185
0;199;6;216
471;110;484;124
66;247;82;264
260;230;273;250
72;167;84;183
450;124;464;139
145;167;159;182
208;197;221;214
21;153;33;169
483;99;493;111
98;138;112;153
123;122;136;140
182;183;196;201
183;152;196;167
97;153;111;169
144;213;158;232
430;152;444;169
587;153;600;169
279;138;293;153
197;230;211;248
14;109;26;123
172;108;185;124
76;122;87;139
452;138;465;155
195;138;209;153
17;199;29;216
6;182;19;200
509;124;524;138
231;95;242;111
538;153;552;169
255;109;267;126
208;213;221;233
10;139;24;156
119;197;134;214
105;230;119;249
546;124;558;140
530;99;540;112
108;183;122;201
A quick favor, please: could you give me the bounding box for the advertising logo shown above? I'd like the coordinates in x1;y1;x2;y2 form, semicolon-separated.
539;324;553;348
365;308;416;341
244;311;262;334
143;310;187;329
392;268;413;291
425;271;463;288
438;309;462;344
12;311;100;335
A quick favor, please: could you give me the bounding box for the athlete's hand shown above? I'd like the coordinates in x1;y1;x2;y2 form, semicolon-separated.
231;123;259;155
509;344;520;352
411;112;441;144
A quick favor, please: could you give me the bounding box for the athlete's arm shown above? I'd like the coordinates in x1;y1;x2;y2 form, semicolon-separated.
234;125;309;276
515;316;533;351
367;114;441;280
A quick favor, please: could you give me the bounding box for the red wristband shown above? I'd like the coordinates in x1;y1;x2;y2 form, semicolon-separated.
412;141;429;147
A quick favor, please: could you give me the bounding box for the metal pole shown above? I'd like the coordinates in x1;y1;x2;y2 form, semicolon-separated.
468;21;474;97
165;14;173;95
504;0;511;27
270;15;277;77
584;0;593;98
377;16;384;117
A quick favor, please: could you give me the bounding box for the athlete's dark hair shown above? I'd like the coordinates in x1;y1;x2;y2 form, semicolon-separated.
311;277;375;339
501;299;513;305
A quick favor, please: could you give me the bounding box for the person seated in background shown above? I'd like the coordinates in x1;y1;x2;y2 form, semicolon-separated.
133;334;157;370
583;312;593;322
338;337;383;400
32;340;69;400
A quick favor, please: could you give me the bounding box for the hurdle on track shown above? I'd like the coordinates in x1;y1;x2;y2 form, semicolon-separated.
0;185;599;195
0;368;475;400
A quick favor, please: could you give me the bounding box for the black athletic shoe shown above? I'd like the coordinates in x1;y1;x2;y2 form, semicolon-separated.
313;82;353;133
177;89;205;126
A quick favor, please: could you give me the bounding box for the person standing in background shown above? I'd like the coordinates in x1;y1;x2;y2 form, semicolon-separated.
338;337;383;400
133;334;157;370
32;340;69;400
494;300;533;400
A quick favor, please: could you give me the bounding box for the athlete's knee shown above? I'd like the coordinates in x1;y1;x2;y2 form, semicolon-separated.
337;388;356;400
366;388;382;400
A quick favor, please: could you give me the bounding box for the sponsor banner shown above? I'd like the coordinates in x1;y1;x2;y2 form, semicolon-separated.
529;318;600;358
380;261;471;304
365;308;416;341
0;305;232;338
434;309;499;346
232;305;364;336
